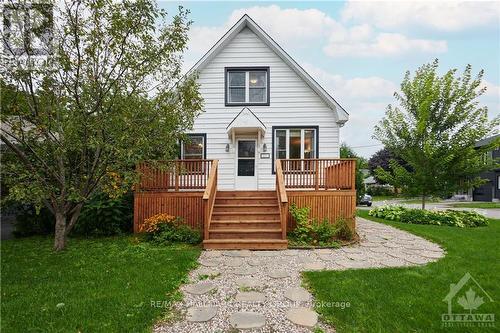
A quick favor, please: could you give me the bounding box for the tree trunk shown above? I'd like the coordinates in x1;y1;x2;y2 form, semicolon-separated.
54;211;67;251
421;194;426;210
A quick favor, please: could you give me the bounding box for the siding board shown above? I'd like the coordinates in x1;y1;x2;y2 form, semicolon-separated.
191;27;340;190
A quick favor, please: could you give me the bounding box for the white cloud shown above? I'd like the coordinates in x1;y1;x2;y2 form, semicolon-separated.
341;1;500;31
185;5;447;63
303;63;398;99
480;80;500;117
303;63;397;156
228;5;336;45
324;29;447;57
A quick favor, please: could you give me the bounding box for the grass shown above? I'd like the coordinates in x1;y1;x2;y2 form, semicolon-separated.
371;196;442;204
450;202;500;209
372;195;399;202
303;209;499;333
1;236;201;333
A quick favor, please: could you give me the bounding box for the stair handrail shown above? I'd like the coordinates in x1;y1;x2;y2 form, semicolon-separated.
275;159;288;240
203;160;218;240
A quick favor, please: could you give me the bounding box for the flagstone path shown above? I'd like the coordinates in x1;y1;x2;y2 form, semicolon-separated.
155;217;445;333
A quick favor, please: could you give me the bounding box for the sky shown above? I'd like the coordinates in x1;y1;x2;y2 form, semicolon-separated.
160;1;500;158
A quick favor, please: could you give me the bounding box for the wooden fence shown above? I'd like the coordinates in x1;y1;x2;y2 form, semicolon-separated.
134;158;357;234
286;190;356;230
280;159;356;190
134;191;205;232
137;160;213;191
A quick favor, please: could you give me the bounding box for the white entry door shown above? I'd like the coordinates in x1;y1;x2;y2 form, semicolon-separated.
236;139;257;190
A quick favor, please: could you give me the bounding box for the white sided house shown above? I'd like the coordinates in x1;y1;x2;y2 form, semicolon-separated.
183;15;348;190
135;15;356;249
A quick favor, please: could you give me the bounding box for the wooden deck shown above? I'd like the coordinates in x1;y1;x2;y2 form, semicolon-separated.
134;159;356;249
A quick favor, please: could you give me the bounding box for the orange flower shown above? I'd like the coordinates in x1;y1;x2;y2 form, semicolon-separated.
142;213;177;233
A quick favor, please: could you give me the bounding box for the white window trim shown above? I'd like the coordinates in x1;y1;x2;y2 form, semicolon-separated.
227;69;268;104
181;135;205;159
274;128;317;162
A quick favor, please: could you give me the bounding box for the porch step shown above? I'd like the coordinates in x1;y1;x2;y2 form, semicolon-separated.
205;190;285;249
203;239;288;250
209;228;282;239
210;220;281;229
213;204;278;213
215;197;277;205
211;212;280;221
216;191;276;198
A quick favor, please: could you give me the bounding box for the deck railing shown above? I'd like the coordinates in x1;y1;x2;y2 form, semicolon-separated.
279;158;356;190
203;160;218;239
137;159;213;191
275;160;288;240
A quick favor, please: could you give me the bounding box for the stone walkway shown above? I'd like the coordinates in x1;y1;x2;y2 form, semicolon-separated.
155;217;445;333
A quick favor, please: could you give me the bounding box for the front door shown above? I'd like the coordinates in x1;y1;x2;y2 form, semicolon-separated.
236;139;257;190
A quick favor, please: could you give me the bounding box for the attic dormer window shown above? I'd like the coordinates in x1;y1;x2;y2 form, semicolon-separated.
225;67;269;106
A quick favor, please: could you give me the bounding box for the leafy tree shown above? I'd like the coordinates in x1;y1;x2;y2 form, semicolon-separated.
340;143;367;202
368;147;410;184
1;1;203;250
374;60;499;209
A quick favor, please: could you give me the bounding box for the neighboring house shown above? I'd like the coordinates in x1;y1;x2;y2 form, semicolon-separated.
453;134;500;202
134;15;356;249
471;135;500;202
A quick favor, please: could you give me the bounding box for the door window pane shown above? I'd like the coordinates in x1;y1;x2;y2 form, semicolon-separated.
238;159;255;176
238;141;255;158
289;130;301;159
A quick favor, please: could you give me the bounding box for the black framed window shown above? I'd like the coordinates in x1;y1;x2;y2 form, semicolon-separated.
181;134;206;159
225;67;270;106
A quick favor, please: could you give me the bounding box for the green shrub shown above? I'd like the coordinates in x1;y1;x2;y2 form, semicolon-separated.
12;192;133;238
314;218;337;244
369;205;488;228
74;192;133;236
288;203;353;246
289;204;314;243
13;205;54;237
152;223;201;245
369;205;406;220
366;186;394;197
143;214;201;245
334;217;354;240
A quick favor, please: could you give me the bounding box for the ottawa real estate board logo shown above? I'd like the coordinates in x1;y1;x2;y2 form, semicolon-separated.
442;272;495;328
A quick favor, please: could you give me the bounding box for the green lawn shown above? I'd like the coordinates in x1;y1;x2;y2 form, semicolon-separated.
1;236;201;333
450;202;500;209
304;210;499;333
372;195;399;202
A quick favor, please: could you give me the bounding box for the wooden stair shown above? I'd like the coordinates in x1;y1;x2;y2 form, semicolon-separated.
203;191;288;249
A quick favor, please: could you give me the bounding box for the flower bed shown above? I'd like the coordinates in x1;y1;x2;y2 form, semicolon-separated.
368;205;488;227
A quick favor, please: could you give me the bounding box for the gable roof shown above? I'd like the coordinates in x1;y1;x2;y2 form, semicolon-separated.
475;134;500;148
187;14;349;125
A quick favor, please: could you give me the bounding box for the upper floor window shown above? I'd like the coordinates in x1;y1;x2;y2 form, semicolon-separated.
181;134;206;159
225;67;269;106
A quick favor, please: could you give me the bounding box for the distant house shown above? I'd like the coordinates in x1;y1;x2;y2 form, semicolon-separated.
471;135;500;202
454;134;500;202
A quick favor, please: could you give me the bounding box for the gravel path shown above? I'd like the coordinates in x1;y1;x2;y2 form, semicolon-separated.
154;217;445;333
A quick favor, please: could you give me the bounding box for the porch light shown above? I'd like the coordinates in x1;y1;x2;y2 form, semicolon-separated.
225;144;230;152
262;143;267;152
